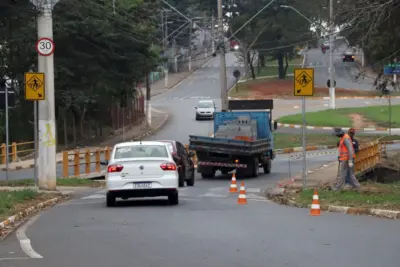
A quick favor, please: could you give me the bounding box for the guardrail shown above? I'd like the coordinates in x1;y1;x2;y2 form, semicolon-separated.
354;139;386;175
0;141;34;164
61;147;112;177
54;138;389;178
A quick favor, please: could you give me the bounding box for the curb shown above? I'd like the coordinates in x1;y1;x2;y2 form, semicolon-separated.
0;194;69;239
275;161;338;188
270;196;400;220
229;95;400;100
276;123;400;132
274;145;337;154
132;112;170;141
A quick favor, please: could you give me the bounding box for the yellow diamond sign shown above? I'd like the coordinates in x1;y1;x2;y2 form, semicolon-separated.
294;68;314;96
25;72;45;100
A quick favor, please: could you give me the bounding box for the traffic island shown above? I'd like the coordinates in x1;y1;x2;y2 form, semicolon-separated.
0;189;70;240
278;105;400;130
267;184;400;219
228;76;396;99
272;133;400;149
267;153;400;220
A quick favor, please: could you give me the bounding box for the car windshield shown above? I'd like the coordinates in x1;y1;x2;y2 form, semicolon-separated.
198;102;213;108
114;145;169;159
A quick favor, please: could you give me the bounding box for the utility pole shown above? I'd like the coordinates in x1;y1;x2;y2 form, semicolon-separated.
3;81;9;180
164;10;169;88
32;0;58;190
188;21;192;71
217;0;228;111
211;12;215;52
145;73;151;126
328;0;335;109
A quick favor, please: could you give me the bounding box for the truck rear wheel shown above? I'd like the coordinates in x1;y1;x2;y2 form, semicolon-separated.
201;172;215;179
263;160;271;174
200;167;215;179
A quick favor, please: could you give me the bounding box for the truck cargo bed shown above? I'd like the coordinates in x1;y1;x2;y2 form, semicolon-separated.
189;135;271;156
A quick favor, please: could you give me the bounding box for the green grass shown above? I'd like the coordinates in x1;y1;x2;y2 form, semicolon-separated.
273;133;400;149
278;105;400;128
0;189;38;221
0;178;101;187
291;182;400;210
266;57;303;65
257;65;297;77
228;76;293;98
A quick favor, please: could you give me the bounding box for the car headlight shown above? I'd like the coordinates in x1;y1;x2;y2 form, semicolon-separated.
234;45;239;50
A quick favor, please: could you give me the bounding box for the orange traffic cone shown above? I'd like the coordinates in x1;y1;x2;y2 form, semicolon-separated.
229;173;238;193
237;182;247;204
310;190;321;216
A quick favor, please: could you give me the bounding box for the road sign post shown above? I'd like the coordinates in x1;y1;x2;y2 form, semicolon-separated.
0;80;10;180
25;72;46;188
294;68;314;189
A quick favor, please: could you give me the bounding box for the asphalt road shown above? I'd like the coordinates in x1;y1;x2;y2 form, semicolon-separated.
1;52;400;267
309;39;375;90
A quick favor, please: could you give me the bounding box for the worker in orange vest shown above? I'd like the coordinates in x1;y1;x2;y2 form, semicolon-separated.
333;128;360;190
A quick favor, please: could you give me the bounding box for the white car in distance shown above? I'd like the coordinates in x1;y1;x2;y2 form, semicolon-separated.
101;141;179;207
194;100;216;120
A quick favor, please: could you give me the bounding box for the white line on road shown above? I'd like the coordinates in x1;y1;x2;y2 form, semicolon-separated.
0;257;31;261
16;214;43;259
59;200;104;206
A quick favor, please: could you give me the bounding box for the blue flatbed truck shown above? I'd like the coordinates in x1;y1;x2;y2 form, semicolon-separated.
189;100;277;178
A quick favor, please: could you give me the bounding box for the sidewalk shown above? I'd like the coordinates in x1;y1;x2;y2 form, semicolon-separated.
278;161;339;189
146;53;213;97
0;109;169;171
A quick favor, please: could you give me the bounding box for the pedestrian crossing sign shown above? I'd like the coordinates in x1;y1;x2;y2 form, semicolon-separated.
294;68;314;96
25;72;45;100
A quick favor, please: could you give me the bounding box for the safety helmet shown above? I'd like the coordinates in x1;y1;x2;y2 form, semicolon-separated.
333;127;345;136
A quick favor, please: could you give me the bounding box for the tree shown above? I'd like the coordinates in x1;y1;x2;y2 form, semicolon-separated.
229;0;315;79
0;0;161;148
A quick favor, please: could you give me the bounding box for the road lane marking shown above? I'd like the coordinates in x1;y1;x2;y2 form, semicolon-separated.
81;194;105;200
16;214;43;259
0;257;31;261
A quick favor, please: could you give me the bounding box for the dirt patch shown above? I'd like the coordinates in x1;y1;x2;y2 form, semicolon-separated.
242;78;379;99
349;113;377;129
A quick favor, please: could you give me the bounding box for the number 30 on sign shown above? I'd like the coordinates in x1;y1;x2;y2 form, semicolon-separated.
36;37;55;56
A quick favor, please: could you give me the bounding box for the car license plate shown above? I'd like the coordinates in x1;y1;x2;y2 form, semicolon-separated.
133;183;152;189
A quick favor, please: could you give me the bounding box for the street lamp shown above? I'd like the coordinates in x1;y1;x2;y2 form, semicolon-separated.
280;5;314;25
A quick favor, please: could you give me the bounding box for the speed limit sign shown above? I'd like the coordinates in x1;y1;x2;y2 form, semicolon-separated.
36;37;55;56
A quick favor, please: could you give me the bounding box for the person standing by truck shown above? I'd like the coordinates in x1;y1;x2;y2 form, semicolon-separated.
333;128;360;190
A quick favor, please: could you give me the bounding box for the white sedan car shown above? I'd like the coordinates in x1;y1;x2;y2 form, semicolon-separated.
101;141;179;207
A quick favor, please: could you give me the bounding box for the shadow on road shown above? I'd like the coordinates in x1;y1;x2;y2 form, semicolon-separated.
112;198;172;207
